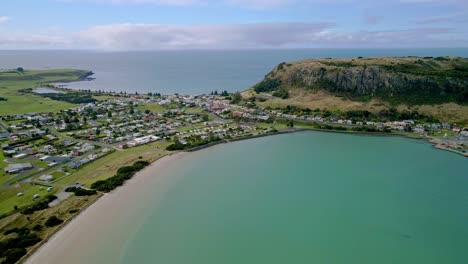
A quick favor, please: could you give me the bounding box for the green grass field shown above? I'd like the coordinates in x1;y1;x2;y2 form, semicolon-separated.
0;69;89;115
138;103;165;113
0;183;56;217
54;141;171;187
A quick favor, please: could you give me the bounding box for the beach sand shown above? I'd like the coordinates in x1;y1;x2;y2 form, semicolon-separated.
24;152;187;264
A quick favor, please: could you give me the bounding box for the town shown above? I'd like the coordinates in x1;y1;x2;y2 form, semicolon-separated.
1;90;467;216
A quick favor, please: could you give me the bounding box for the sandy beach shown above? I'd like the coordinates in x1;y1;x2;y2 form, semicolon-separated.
24;152;188;264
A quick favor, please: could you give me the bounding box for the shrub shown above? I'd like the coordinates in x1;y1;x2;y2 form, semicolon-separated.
3;227;30;236
21;195;57;215
65;187;97;196
32;224;43;231
1;248;27;264
0;233;42;264
44;216;63;227
272;89;289;99
91;161;150;192
254;78;281;93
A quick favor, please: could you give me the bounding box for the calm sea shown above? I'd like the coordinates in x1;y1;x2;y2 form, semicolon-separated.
1;48;468;94
27;132;468;264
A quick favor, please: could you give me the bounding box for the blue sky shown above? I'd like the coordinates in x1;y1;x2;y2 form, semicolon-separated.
0;0;467;49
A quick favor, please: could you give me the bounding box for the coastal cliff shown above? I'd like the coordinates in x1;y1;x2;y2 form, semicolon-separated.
254;57;468;105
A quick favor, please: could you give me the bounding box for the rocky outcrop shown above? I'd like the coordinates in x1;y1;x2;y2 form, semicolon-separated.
258;57;468;104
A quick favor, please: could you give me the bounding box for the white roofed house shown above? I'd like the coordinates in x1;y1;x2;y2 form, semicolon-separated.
5;163;33;174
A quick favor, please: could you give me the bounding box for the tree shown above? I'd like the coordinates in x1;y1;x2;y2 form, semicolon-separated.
231;92;242;104
95;129;101;136
107;111;112;118
45;216;63;227
17;67;24;73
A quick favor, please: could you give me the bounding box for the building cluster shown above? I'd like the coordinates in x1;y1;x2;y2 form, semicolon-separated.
1;92;467;183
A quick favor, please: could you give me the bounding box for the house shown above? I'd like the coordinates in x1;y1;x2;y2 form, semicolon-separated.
68;158;91;169
39;174;54;181
44;156;70;164
5;163;33;174
0;132;8;140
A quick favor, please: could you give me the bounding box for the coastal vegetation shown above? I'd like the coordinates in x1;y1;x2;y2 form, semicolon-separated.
64;187;97;196
270;105;438;123
0;229;41;264
20;88;97;104
166;135;222;151
0;194;99;264
21;195;57;215
91;160;150;192
44;216;63;227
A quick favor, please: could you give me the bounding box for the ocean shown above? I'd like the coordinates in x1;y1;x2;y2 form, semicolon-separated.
1;48;468;94
26;132;468;264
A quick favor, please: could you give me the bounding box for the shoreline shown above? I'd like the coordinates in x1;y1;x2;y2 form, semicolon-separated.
187;127;466;157
22;127;465;263
23;152;188;264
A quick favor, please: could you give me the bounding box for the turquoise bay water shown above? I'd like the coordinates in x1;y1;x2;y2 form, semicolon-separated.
116;132;467;264
1;49;468;94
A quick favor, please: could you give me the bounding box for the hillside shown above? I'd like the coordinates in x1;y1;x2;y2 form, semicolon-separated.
250;56;468;122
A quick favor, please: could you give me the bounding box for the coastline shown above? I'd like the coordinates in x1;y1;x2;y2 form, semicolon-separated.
21;127;466;263
23;152;188;264
187;127;466;157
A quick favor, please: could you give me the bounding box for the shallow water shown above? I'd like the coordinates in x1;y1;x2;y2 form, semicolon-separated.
117;132;468;264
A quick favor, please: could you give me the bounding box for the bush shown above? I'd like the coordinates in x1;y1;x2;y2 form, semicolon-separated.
91;161;150;192
32;224;43;231
254;78;281;93
65;187;97;196
21;195;58;215
0;233;42;264
3;227;29;236
45;216;64;227
1;248;27;264
272;89;289;99
37;93;97;104
166;141;186;151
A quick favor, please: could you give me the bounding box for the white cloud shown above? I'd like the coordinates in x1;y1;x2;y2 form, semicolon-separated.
0;22;466;49
226;0;295;8
0;16;11;24
413;12;468;24
77;22;334;49
58;0;203;5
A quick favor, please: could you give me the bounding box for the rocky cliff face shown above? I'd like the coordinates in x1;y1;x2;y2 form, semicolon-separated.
258;57;468;104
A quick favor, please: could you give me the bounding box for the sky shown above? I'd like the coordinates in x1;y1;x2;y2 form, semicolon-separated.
0;0;467;50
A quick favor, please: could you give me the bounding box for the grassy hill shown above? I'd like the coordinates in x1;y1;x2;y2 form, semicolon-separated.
248;56;468;123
